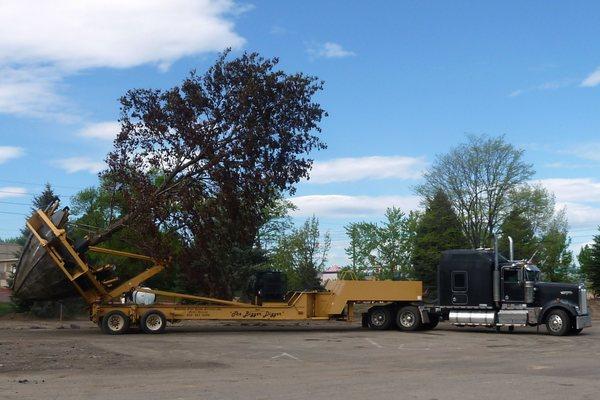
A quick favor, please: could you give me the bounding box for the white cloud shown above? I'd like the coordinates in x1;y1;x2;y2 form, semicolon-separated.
566;142;600;162
289;195;420;218
78;122;120;141
0;0;246;118
0;0;245;71
308;42;355;59
509;79;573;97
0;186;27;199
581;67;600;87
0;146;24;164
534;178;600;230
558;202;600;228
0;65;72;119
54;157;105;174
534;178;600;202
308;156;426;184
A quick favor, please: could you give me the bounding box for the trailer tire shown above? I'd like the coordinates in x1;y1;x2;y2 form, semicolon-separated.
101;311;130;335
545;309;570;336
396;306;422;331
140;310;167;334
368;306;392;330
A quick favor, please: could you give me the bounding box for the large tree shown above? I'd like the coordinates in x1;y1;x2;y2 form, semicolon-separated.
87;51;326;297
411;191;468;297
416;135;534;248
345;208;419;280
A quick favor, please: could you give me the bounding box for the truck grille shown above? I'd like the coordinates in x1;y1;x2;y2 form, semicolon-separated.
579;284;588;315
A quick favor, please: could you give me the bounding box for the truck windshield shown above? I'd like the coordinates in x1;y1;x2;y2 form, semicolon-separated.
525;268;540;282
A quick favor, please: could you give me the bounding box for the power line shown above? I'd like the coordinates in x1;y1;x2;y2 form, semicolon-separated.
0;200;32;206
0;211;28;216
0;178;87;190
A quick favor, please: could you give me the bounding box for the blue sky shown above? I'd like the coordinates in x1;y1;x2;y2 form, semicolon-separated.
1;1;600;266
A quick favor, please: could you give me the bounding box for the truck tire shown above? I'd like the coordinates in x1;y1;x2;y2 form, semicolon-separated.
396;305;422;331
368;306;392;330
101;310;130;335
140;310;167;334
545;309;570;336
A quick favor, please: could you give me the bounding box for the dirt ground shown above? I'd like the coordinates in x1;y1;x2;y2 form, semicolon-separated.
1;318;600;400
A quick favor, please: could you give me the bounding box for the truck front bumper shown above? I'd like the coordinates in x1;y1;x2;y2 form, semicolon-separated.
576;314;592;330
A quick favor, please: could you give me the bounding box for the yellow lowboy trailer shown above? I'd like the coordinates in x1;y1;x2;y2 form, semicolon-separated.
23;207;424;335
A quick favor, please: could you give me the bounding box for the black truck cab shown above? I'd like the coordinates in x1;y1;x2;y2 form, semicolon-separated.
433;247;591;336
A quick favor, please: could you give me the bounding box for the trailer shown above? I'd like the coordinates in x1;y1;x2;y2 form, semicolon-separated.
18;205;424;334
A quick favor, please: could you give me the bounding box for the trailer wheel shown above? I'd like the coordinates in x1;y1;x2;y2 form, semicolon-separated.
545;309;570;336
140;310;167;334
101;311;130;335
396;306;422;331
368;307;392;330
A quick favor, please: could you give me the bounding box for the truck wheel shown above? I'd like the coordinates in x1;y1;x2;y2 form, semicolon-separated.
396;306;422;331
545;309;570;336
140;310;167;334
101;311;130;335
368;306;392;330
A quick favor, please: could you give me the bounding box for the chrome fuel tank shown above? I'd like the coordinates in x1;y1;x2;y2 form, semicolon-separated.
449;310;496;326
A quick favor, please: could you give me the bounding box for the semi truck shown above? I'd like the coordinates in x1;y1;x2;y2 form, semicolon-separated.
382;238;592;336
13;204;592;336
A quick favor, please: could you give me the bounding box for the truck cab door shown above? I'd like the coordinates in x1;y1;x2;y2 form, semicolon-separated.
501;267;524;303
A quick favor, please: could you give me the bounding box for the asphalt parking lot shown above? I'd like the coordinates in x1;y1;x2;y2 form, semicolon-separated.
1;319;599;400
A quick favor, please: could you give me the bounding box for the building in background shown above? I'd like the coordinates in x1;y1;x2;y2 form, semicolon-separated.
0;243;21;289
320;265;341;283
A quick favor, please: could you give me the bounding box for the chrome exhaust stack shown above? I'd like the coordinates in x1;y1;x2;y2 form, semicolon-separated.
493;234;500;306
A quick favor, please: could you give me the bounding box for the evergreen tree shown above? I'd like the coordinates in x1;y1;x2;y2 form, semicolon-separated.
16;183;58;245
411;191;468;297
579;231;600;295
32;183;58;211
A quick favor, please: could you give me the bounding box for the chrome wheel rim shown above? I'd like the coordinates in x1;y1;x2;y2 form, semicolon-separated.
108;315;125;331
370;311;386;327
548;314;563;332
400;311;415;328
146;314;163;331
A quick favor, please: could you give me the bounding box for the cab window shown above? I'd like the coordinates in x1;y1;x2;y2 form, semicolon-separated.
451;271;468;292
503;269;519;283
